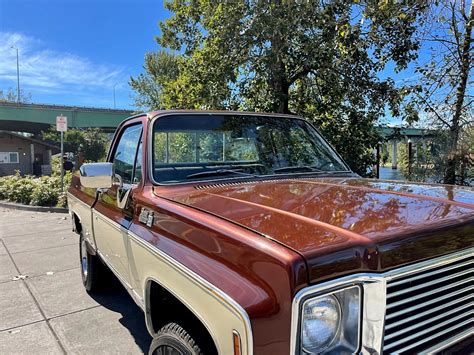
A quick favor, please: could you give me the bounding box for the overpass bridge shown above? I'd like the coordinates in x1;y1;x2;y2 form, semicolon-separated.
1;102;435;138
0;102;134;134
377;125;437;170
378;126;437;140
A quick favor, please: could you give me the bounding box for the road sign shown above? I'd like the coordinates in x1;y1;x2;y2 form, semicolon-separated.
56;114;67;191
56;115;67;132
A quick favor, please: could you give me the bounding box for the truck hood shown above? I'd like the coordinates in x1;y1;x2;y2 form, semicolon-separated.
164;177;474;282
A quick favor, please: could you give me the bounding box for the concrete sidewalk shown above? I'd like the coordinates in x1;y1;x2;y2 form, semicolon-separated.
0;208;151;354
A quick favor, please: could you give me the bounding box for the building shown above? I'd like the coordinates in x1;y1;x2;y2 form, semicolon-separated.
0;131;60;176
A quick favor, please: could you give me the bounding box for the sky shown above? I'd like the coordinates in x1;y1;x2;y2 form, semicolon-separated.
0;0;170;109
0;0;466;123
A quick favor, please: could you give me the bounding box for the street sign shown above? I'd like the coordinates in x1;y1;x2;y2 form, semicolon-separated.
56;114;67;191
56;115;67;132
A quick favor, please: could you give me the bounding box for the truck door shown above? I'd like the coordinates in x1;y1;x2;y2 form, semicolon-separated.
92;123;143;286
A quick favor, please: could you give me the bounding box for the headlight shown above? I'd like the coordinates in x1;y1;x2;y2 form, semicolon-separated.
300;286;360;354
301;295;341;352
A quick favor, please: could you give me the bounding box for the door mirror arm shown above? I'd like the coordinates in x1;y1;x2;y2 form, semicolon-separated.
114;173;131;209
114;173;123;189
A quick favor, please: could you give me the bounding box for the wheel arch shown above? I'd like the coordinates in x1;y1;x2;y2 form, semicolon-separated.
144;277;219;355
71;211;82;234
71;211;97;255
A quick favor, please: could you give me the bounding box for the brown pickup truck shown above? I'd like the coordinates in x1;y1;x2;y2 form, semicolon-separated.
67;110;473;355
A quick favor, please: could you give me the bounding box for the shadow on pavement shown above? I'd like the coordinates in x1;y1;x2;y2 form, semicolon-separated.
88;275;152;353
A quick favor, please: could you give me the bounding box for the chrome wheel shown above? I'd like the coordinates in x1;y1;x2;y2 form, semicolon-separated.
80;238;88;279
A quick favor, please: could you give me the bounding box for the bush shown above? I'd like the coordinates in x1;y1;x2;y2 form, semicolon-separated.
0;171;71;207
30;183;59;206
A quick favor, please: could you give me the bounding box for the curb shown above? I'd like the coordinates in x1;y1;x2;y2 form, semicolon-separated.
0;200;68;213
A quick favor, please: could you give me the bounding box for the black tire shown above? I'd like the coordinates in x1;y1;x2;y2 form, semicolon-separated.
149;323;203;355
79;232;106;293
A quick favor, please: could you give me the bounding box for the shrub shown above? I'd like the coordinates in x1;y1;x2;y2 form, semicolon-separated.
30;183;59;207
0;171;71;207
0;172;36;204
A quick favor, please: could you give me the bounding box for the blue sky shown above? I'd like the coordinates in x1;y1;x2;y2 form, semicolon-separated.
0;0;169;109
0;0;453;122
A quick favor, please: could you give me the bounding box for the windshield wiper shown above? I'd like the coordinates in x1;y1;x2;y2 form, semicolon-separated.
186;169;257;179
273;166;323;173
273;166;351;174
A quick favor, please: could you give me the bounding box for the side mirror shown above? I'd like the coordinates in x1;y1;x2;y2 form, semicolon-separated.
79;163;113;189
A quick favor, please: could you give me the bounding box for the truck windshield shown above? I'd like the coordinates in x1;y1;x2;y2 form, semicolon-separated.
152;114;349;183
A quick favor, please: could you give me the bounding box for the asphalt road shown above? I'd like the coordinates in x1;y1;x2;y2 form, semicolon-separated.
0;207;152;354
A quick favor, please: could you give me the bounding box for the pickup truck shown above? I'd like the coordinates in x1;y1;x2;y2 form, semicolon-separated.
67;110;473;355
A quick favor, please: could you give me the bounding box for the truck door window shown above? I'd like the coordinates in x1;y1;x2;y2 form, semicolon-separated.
112;124;143;184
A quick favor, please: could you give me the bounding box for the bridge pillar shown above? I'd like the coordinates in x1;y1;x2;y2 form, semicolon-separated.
391;140;398;169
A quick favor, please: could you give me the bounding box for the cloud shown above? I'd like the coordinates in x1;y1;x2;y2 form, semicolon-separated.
0;32;126;92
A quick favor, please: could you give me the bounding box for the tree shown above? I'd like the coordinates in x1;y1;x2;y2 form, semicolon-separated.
130;51;180;110
131;0;428;174
409;0;473;184
0;88;32;103
41;127;109;162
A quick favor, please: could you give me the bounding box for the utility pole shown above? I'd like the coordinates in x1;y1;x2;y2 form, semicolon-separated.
11;46;20;103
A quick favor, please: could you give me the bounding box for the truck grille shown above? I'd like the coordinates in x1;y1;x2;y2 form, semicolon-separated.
383;253;474;353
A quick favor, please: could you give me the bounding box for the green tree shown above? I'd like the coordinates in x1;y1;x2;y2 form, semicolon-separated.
41;127;109;162
130;51;181;110
407;0;473;185
131;0;428;174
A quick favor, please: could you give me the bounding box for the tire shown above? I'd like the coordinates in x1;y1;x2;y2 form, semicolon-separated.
149;323;203;355
79;232;106;293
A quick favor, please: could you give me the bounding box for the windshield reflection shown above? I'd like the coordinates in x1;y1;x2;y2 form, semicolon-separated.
152;114;349;183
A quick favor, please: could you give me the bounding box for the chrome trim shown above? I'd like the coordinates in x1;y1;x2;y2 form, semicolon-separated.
384;247;474;280
387;268;470;298
382;247;473;353
386;285;471;321
421;329;473;353
387;259;473;287
386;319;472;353
146;112;352;186
290;247;474;354
384;304;471;341
233;330;242;355
79;162;113;189
129;230;253;355
387;277;472;309
80;237;88;279
384;294;472;328
290;274;386;354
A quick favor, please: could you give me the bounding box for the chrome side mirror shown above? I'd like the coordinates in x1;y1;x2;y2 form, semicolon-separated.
79;163;113;189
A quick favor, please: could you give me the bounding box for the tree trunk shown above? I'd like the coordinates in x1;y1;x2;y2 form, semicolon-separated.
274;78;290;114
444;1;473;184
270;27;290;114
